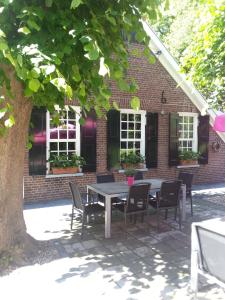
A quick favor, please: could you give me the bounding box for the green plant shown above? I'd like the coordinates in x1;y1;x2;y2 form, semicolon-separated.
124;168;136;177
179;150;200;161
48;153;85;168
120;152;145;165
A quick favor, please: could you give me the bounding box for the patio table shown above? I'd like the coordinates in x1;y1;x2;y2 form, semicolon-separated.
87;178;186;238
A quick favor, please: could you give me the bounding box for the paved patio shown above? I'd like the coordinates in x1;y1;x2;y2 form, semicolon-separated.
1;183;225;299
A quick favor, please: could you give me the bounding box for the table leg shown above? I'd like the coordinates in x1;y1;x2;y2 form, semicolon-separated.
180;184;186;221
190;224;199;295
105;195;111;238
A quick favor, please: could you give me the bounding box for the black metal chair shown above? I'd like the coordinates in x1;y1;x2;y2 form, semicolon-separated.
117;183;151;226
178;172;194;215
149;180;182;231
134;171;143;180
69;182;105;236
96;173;120;205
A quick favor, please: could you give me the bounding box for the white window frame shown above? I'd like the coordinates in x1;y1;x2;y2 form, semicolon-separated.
46;105;80;173
120;108;146;157
178;112;198;152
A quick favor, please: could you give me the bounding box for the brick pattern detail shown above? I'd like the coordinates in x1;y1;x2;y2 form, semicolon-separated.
23;45;225;202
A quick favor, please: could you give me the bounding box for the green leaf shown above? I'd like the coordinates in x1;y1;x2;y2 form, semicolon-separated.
71;0;82;9
118;79;130;92
65;85;73;98
72;65;81;82
17;54;23;67
27;20;40;31
0;42;8;50
0;29;5;37
45;0;53;7
148;54;156;64
130;96;140;111
113;101;120;111
79;117;85;125
84;41;99;60
0;107;7;119
99;57;109;76
79;82;86;97
29;78;40;92
18;27;31;35
4;115;15;128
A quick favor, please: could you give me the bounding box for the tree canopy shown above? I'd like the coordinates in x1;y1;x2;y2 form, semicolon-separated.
151;0;225;109
0;0;164;135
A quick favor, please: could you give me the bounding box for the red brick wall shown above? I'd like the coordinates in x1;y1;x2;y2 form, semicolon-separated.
23;45;225;202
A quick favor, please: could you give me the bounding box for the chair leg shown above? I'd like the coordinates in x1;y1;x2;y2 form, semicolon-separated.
178;206;181;231
174;207;177;220
165;209;168;220
190;192;193;216
81;213;85;238
157;209;160;232
70;205;74;230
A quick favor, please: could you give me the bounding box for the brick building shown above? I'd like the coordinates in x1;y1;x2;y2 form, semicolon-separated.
23;25;225;202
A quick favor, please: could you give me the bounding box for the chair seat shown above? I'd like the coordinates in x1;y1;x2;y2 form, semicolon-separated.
84;203;105;214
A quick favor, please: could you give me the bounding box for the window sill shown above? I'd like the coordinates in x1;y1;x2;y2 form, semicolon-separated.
177;165;200;169
45;173;84;178
118;168;148;173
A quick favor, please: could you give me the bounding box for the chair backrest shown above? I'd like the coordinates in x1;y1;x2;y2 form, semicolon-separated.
159;180;182;207
134;171;143;180
196;225;225;284
126;183;150;213
178;172;194;190
96;173;115;183
69;182;83;210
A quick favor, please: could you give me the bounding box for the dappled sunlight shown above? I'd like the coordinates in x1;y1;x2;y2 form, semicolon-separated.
7;186;225;299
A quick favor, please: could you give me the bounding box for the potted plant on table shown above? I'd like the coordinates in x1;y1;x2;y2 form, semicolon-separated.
120;152;145;169
48;153;85;174
179;150;200;166
124;168;136;186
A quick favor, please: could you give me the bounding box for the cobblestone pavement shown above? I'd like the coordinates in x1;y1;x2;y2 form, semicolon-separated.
1;183;225;300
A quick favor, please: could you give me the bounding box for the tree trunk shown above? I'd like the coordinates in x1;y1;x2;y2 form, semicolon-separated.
0;66;33;252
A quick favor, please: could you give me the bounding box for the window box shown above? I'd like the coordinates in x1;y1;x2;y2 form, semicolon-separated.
52;166;80;175
180;159;198;166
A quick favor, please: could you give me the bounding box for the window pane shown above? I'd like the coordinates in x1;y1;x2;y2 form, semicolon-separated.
50;142;58;151
135;114;141;122
68;120;76;129
68;142;75;151
128;142;133;149
59;129;67;139
50;128;58;139
135;123;141;130
59;142;67;150
121;114;127;121
68;110;76;120
135;131;141;139
128;114;134;121
68;130;76;139
121;122;127;130
128;131;134;138
121;142;126;149
128;122;134;130
135;141;140;149
121;131;127;139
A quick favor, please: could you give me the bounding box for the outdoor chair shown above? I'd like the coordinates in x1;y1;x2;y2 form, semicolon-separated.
69;182;105;236
191;223;225;296
96;173;121;206
116;183;151;226
178;172;194;215
149;180;182;231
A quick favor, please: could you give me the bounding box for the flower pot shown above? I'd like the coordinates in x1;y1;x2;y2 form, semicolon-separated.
180;160;198;166
52;166;79;175
127;176;134;186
